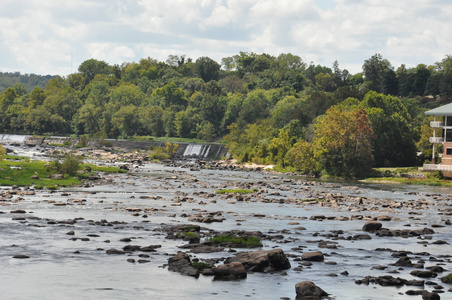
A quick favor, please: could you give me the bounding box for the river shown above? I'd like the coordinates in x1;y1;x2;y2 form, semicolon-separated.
0;145;451;299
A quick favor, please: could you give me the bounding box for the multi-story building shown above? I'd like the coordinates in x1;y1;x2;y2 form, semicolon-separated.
423;103;452;175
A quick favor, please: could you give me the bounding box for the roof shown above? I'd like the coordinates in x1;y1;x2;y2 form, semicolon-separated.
425;103;452;116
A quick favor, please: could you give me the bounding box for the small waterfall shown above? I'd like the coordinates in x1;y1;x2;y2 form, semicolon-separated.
183;144;211;158
0;134;29;143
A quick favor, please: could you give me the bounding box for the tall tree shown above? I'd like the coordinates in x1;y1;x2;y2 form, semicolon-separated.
360;91;417;166
314;105;374;176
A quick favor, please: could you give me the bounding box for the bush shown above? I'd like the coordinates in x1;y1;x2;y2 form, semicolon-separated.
149;147;170;160
49;151;82;176
0;144;5;161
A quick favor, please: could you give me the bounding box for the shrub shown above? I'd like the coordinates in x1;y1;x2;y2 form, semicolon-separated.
192;262;211;271
149;147;170;160
0;144;5;161
165;142;179;158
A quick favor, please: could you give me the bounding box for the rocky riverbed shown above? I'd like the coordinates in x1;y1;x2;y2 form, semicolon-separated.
0;150;451;299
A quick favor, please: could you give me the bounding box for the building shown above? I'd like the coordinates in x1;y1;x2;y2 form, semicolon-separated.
423;103;452;175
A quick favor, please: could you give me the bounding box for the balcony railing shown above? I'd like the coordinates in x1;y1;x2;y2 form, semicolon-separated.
430;121;445;128
429;137;444;143
423;164;452;171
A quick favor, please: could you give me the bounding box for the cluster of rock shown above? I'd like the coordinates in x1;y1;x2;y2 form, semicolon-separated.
167;248;291;279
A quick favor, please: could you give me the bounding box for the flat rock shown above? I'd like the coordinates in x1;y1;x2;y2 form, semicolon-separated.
302;251;324;262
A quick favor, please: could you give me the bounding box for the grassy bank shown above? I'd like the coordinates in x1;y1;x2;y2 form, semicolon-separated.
362;167;452;186
0;156;125;189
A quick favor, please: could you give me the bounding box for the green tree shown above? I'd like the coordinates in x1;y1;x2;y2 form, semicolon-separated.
174;107;200;138
78;59;111;82
111;105;141;137
193;56;220;82
28;87;46;108
109;83;147;106
268;129;292;166
271;95;307;128
197;121;216;141
151;82;187;108
362;54;398;94
314;105;374;177
139;106;165;136
284;140;321;176
360;91;417;166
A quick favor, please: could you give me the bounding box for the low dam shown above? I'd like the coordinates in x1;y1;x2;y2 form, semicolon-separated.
0;134;228;159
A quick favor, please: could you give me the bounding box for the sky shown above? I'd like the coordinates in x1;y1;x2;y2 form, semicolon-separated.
1;0;451;76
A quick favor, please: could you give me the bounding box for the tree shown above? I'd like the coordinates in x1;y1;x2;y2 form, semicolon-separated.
111;105;141;137
174;107;200;138
284;140;321;176
314;105;374;177
0;87;17;110
268;129;292;166
151;82;187;108
193;56;220;82
74;103;103;134
271;95;307;128
360;91;416;167
78;59;111;82
362;54;397;94
139;106;165;137
237;89;271;127
28;87;46;108
109;83;147;107
197;121;216;141
276;53;306;70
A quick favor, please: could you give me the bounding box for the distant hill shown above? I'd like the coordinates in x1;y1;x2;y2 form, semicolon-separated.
0;72;56;93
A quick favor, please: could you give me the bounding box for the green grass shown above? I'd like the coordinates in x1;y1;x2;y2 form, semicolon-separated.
0;160;80;188
176;232;200;239
363;177;452;187
206;235;262;247
0;159;125;188
191;262;211;270
442;273;452;284
216;189;258;194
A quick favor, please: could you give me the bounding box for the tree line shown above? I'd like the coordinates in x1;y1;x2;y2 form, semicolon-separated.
1;52;451;176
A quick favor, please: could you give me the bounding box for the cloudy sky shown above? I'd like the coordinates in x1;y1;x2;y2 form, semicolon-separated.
1;0;451;76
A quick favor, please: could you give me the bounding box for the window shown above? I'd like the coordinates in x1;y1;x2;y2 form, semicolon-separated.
447;148;452;156
446;129;452;142
447;117;452;127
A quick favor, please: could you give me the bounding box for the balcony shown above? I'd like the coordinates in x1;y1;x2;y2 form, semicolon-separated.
430;121;445;128
423;164;452;171
429;137;444;143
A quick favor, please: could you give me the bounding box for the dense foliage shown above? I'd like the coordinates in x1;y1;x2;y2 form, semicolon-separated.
1;53;451;176
0;72;55;93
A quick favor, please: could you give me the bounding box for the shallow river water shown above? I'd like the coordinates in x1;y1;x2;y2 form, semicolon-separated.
0;155;451;300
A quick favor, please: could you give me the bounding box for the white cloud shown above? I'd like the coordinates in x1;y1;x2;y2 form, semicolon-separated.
0;0;451;75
